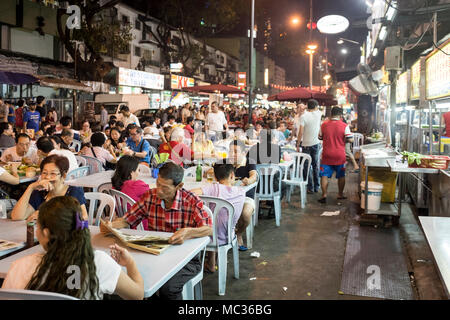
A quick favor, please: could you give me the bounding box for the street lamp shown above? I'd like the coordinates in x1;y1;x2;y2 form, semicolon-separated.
291;17;301;26
341;48;348;55
306;44;317;90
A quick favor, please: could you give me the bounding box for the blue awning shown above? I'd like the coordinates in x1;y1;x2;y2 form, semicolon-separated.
0;71;38;85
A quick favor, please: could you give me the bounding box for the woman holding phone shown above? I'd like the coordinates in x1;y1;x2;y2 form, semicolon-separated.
11;154;88;221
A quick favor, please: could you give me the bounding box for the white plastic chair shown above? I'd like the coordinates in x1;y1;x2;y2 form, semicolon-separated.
184;166;197;178
244;175;258;250
0;289;78;300
84;192;116;226
254;165;282;227
66;166;90;180
138;163;151;175
352;133;364;155
282;153;311;208
181;207;211;300
69;140;81;152
98;182;113;194
109;189;144;231
75;155;87;167
184;166;212;179
200;195;239;296
81;155;104;174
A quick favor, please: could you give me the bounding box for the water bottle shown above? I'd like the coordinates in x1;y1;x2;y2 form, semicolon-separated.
196;164;202;182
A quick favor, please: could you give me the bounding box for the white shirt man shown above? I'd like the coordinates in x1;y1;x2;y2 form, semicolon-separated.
1;145;39;163
206;103;228;132
299;109;322;147
49;149;78;173
122;113;140;128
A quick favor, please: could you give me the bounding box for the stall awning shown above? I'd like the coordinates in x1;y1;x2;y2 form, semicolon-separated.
0;54;36;74
0;71;38;85
37;76;92;92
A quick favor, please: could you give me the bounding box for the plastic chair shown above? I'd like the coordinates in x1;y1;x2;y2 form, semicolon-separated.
254;165;282;227
352;133;364;155
282;153;312;208
138;163;152;175
84;192;116;226
80;155;104;174
98;182;113;194
148;145;157;163
200;195;239;296
181;207;211;300
69;140;81;152
75;155;87;167
244;174;259;250
184;166;197;178
109;189;144;231
0;289;78;300
66;166;90;180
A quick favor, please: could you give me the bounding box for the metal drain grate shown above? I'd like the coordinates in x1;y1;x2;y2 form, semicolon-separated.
340;225;414;300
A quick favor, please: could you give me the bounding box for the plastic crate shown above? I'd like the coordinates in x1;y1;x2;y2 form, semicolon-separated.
408;155;450;170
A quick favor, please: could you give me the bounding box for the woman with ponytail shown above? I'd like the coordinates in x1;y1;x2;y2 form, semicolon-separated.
2;196;144;300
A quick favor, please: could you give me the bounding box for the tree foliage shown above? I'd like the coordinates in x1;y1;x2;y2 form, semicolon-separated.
56;0;133;81
135;0;244;77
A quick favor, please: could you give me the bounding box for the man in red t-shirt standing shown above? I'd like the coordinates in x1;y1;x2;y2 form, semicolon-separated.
318;107;354;203
443;111;450;137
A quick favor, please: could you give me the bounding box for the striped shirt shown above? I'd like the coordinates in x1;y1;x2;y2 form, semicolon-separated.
124;188;212;232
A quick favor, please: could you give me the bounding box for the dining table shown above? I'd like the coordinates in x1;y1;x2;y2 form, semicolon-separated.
0;220;34;259
0;225;210;299
65;170;259;194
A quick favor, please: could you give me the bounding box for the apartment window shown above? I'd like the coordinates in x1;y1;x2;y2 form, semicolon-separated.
122;15;130;25
203;68;209;75
143;49;151;60
134;46;141;57
135;19;141;30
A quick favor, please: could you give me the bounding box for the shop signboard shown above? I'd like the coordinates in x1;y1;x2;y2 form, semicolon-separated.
117;67;164;90
426;41;450;100
396;71;408;104
171;75;195;90
237;72;246;89
410;59;421;100
170;63;183;73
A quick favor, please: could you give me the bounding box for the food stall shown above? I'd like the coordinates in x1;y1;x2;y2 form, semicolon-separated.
422;39;450;217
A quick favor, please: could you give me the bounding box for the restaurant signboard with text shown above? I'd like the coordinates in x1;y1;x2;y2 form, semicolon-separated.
171;75;195;90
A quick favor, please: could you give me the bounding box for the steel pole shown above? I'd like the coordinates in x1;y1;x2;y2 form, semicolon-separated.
309;53;313;90
248;0;255;125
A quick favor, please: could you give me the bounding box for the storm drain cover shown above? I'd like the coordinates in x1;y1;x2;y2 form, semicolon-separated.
340;225;414;300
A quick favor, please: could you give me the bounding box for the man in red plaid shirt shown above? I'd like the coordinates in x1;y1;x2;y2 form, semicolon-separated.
101;162;212;300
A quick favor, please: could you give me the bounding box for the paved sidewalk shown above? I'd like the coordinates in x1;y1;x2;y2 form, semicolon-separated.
202;171;446;300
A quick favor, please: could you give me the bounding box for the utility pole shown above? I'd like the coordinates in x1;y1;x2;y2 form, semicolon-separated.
248;0;255;125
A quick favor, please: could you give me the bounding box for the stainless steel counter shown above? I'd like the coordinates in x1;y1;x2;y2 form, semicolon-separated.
419;216;450;298
387;159;440;174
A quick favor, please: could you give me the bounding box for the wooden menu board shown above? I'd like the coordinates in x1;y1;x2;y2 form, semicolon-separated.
426;40;450;100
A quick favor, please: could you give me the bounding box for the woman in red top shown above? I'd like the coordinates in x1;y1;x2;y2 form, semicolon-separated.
14;99;25;131
159;127;193;167
111;156;149;229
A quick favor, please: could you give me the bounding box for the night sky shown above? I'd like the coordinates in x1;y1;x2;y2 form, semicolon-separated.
124;0;370;86
232;0;370;86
